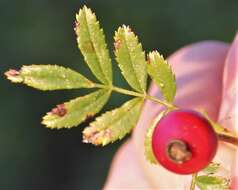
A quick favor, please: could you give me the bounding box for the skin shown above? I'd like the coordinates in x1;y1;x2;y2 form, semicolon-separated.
104;34;238;189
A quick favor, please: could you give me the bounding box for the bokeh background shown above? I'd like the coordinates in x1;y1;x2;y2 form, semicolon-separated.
0;0;237;189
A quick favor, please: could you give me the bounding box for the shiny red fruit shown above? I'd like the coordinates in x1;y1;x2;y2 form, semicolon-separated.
152;109;218;174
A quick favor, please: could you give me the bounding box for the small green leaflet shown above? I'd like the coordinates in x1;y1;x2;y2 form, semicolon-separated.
195;162;230;190
147;51;176;103
114;25;147;93
5;65;94;90
202;162;220;175
144;110;167;164
42;89;111;129
83;97;143;146
195;176;230;190
75;6;112;85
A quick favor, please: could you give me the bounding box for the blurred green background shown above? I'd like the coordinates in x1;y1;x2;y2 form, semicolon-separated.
0;0;237;189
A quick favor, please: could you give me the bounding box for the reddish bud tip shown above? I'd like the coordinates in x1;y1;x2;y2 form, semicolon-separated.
4;69;20;77
51;104;67;117
74;21;80;28
147;55;151;64
127;26;132;32
114;39;121;49
74;21;80;33
86;113;94;120
82;127;112;146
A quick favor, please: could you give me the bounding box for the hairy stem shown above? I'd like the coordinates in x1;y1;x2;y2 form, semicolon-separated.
189;173;197;190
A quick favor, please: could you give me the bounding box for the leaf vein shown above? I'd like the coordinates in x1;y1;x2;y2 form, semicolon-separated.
83;10;109;84
123;33;143;91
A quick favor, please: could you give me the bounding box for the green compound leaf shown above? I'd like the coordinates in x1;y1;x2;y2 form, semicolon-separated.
42;89;111;129
83;97;143;146
195;175;230;190
75;6;112;85
114;25;147;93
145;110;167;164
4;65;94;90
147;51;176;103
202;162;221;175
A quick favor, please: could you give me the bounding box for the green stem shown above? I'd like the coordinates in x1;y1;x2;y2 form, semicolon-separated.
189;173;197;190
112;86;144;98
94;83;175;108
145;94;177;109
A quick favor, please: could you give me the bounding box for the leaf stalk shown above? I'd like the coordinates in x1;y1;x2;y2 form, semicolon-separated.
93;83;175;108
189;173;197;190
217;133;238;146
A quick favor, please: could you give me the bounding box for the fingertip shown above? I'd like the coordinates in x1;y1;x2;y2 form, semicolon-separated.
103;140;151;189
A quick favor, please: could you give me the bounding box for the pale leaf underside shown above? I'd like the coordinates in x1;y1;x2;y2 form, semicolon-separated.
42;89;111;129
114;25;147;93
147;51;176;103
83;97;143;145
195;175;230;190
5;65;94;90
75;6;112;85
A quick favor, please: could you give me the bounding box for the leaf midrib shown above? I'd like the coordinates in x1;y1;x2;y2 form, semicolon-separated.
66;90;109;117
93;98;142;130
83;9;110;85
122;30;143;92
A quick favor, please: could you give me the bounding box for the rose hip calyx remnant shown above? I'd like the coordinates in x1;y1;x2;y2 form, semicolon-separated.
152;109;218;174
167;139;192;163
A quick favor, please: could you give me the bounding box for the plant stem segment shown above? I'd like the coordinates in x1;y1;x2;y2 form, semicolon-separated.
145;94;177;109
94;83;176;109
112;86;144;98
217;133;238;146
214;125;238;147
189;173;197;190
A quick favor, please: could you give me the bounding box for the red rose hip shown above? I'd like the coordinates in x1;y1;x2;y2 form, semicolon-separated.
152;109;218;174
